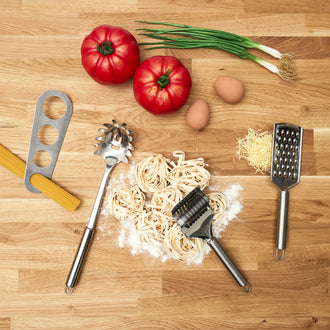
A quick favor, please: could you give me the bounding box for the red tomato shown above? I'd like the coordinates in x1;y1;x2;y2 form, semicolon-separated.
133;56;192;115
81;25;140;85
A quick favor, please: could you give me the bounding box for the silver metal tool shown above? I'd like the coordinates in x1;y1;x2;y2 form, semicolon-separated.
25;90;72;193
172;187;251;293
271;123;303;261
65;120;134;295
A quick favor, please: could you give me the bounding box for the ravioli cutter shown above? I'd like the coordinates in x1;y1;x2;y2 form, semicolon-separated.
271;123;303;260
172;187;251;293
65;120;134;294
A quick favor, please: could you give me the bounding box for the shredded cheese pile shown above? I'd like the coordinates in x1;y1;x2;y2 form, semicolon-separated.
236;128;272;173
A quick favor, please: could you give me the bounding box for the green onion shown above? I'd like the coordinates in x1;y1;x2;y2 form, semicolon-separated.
136;21;297;82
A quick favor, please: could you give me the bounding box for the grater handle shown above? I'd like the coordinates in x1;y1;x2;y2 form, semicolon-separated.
207;237;251;293
276;189;289;260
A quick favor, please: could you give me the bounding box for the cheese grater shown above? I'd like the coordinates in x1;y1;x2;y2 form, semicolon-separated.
271;123;303;260
172;187;251;293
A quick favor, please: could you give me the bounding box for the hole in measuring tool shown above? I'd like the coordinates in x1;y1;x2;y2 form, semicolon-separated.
43;96;66;119
38;125;59;145
33;150;51;168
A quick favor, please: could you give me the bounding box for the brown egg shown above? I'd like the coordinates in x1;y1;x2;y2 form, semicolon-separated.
214;76;245;103
185;98;210;131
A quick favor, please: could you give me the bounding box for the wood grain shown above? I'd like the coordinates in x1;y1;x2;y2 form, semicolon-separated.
0;1;330;329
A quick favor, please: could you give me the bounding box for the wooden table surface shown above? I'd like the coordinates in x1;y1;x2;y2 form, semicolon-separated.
1;0;330;329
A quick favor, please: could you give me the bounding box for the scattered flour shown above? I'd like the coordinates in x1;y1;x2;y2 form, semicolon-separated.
212;183;243;238
99;162;244;265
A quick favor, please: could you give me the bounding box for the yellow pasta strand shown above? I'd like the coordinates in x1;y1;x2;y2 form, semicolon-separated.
0;144;80;212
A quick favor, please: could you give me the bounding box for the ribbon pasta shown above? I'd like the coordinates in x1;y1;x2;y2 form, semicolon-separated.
106;151;228;264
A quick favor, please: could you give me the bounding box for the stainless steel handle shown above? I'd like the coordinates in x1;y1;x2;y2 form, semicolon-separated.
65;227;95;295
65;163;115;295
207;237;251;293
276;189;289;260
87;163;114;229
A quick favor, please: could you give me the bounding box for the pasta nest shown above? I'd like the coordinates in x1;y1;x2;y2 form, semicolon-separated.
106;183;145;220
208;192;227;225
166;151;211;194
135;153;172;193
164;224;206;263
150;187;183;217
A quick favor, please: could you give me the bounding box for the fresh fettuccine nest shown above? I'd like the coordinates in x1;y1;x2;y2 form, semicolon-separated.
105;151;238;264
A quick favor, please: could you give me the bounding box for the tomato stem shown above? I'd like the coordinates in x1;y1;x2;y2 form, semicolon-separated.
96;41;115;55
157;68;170;90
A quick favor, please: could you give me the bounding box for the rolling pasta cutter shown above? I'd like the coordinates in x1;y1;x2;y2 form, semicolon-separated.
172;187;251;293
271;123;303;260
65;120;134;295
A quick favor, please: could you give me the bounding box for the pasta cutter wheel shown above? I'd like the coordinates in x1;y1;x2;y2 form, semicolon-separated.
65;120;134;295
172;187;251;293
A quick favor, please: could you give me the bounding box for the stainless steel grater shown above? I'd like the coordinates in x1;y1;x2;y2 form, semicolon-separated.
271;123;303;260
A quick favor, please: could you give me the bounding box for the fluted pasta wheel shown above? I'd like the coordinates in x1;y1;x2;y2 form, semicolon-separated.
164;223;206;263
150;187;183;216
208;192;227;225
135;154;172;193
166;151;211;194
106;183;145;220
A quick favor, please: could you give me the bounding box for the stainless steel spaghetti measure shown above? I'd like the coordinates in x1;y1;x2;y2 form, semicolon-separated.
24;90;73;193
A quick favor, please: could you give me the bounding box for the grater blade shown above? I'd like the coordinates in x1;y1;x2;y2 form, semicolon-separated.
271;123;303;190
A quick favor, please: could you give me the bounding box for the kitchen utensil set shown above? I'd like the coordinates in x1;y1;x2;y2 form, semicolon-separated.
1;91;303;295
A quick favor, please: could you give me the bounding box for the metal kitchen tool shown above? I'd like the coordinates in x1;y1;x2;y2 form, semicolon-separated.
271;123;303;261
65;120;134;295
172;187;251;293
24;90;73;193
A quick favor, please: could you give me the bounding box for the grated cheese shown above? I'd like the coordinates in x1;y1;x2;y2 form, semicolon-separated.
236;128;272;173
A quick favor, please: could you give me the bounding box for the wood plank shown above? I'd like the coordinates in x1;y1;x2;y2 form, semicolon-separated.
138;293;330;317
162;268;328;295
0;318;10;330
9;316;330;330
